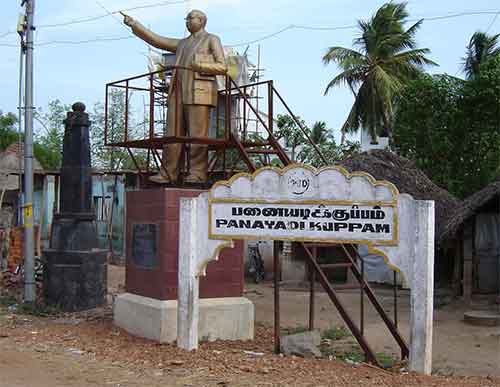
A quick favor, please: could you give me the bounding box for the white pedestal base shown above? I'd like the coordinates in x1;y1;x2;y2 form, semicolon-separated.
114;293;254;343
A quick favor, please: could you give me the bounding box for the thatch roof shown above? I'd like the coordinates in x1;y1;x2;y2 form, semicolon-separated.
440;180;500;243
0;143;45;190
0;142;45;174
338;149;461;243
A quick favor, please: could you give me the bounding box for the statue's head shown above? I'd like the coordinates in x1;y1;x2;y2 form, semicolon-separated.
185;9;207;33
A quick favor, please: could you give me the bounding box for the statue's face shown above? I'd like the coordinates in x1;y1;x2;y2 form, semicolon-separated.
185;12;204;33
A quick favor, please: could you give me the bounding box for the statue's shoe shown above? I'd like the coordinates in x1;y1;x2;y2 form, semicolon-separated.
184;174;205;184
149;174;171;184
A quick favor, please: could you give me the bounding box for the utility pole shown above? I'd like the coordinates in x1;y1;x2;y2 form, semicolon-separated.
23;0;36;303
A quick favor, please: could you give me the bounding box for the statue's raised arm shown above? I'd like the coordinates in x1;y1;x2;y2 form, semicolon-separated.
121;12;179;52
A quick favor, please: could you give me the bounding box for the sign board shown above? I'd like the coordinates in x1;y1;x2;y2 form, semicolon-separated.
209;166;398;245
131;223;158;268
176;164;434;375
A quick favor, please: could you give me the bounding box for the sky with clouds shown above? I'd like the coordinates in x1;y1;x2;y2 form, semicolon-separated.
0;0;498;141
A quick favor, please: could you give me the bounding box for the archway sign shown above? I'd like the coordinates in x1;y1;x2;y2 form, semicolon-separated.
177;164;434;374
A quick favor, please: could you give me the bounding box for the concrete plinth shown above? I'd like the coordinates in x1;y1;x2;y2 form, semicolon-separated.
114;293;254;343
44;248;107;311
464;310;500;326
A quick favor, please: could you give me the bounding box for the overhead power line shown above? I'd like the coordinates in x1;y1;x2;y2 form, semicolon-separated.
38;0;189;28
35;36;134;46
0;0;189;37
485;12;500;32
0;9;499;48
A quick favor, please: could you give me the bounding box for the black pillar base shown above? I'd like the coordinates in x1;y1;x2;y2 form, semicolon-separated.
43;249;107;311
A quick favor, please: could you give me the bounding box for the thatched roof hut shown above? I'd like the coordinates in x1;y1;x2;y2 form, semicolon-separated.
440;180;500;243
339;150;461;243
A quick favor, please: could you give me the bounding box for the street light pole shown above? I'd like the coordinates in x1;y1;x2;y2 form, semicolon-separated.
23;0;36;303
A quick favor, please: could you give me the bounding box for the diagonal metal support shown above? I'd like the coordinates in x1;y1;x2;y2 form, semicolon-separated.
301;243;380;366
341;244;410;359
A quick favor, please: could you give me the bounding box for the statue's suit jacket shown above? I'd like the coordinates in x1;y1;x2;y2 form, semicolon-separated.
131;21;227;107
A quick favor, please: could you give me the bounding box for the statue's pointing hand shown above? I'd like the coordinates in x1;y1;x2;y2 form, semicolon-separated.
120;11;135;27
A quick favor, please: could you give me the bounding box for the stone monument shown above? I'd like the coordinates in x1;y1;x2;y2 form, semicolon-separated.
43;102;107;311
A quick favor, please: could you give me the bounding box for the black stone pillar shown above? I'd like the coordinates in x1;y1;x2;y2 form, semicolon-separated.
43;102;107;311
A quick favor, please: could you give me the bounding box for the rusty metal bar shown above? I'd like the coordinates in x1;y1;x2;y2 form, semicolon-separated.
149;74;154;140
360;254;364;336
268;81;274;135
104;84;109;146
216;92;220;136
225;75;230;140
342;244;409;359
126;147;142;175
152;147;172;182
146;149;151;174
222;146;226;178
151;148;161;171
108;84;150;92
245;149;279;154
228;77;232;137
106;68;168;86
228;78;290;165
309;245;316;331
230;132;256;172
124;80;129;142
394;271;398;329
301;243;379;365
224;79;272;91
274;240;281;354
272;86;328;166
243;85;247;140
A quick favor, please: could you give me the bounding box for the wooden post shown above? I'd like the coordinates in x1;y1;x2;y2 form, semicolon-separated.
462;220;474;305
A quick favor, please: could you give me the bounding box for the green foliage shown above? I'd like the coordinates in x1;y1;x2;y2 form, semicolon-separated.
90;90;133;171
463;31;500;79
34;99;70;170
302;140;360;168
376;352;397;368
323;2;435;141
275;114;307;162
0;111;20;150
393;56;500;198
275;114;360;167
321;326;351;341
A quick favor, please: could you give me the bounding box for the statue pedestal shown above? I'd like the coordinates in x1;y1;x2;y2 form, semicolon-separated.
114;293;254;343
115;188;253;342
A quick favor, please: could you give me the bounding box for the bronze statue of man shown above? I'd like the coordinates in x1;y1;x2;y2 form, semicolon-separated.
123;10;227;184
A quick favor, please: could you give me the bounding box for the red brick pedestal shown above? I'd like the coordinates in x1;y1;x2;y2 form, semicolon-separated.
125;188;244;300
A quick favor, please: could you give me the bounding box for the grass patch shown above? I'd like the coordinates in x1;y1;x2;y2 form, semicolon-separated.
376;352;397;368
0;295;61;317
337;349;365;363
281;325;309;335
321;326;351;341
0;295;18;307
14;301;62;317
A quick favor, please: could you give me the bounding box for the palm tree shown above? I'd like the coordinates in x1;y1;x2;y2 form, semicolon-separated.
463;31;500;79
310;121;330;144
323;2;436;143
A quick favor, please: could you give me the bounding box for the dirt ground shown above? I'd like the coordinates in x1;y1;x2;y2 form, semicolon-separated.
0;264;498;387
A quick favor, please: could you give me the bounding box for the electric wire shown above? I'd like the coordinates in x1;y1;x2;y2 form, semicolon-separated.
0;9;499;48
37;0;189;28
485;12;500;33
